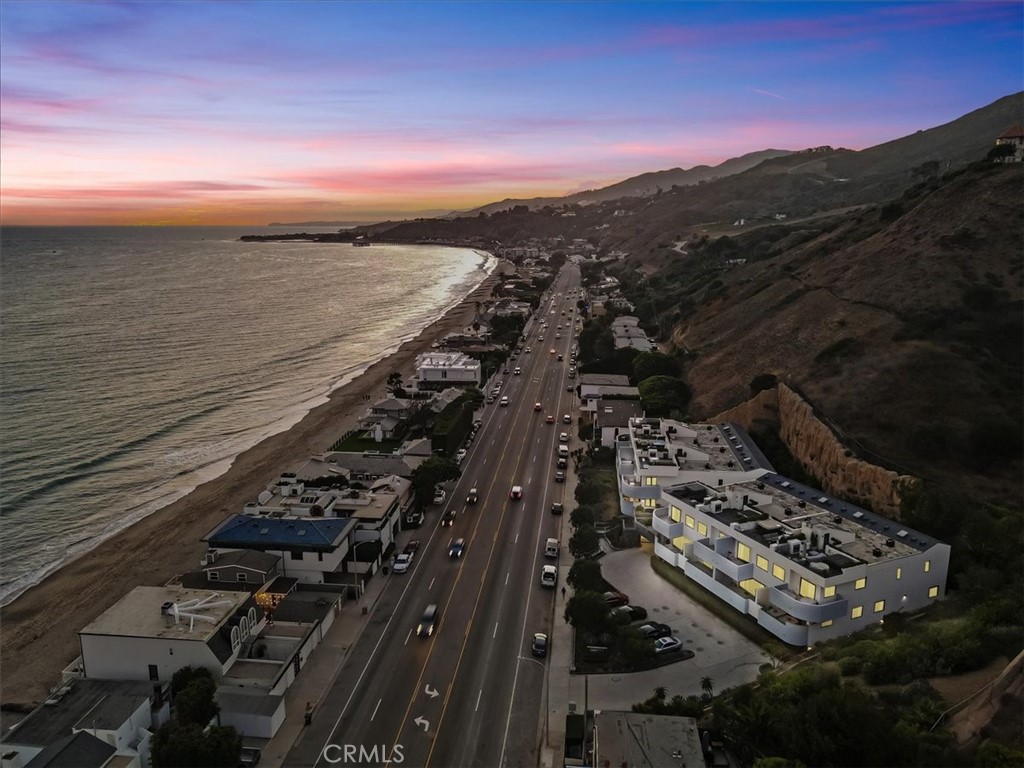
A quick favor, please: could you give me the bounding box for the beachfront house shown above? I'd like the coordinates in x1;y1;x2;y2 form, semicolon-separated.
412;351;481;391
618;418;951;646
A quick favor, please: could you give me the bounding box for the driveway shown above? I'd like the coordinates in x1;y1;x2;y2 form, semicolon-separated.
576;544;769;709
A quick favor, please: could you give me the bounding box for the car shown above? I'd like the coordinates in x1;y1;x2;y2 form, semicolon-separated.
539;335;544;341
417;604;439;637
239;746;262;768
473;419;482;429
525;347;531;353
566;384;574;392
611;604;648;621
557;354;563;361
467;487;479;504
556;456;567;469
500;396;510;406
555;471;565;483
455;448;467;464
503;368;509;374
510;485;523;500
486;394;496;403
405;540;420;555
432;488;446;505
654;636;683;654
562;414;571;424
392;552;413;573
638;622;673;639
513;367;522;375
555;333;561;339
441;509;457;527
559;432;569;443
534;402;543;411
448;538;466;558
550;348;556;354
531;632;549;658
551;502;564;515
603;590;630;607
546;414;555;424
540;565;557;588
567;370;575;379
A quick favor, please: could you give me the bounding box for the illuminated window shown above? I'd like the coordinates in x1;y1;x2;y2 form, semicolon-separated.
738;578;765;596
697;521;708;536
771;563;786;581
670;506;682;523
874;600;885;613
736;542;751;563
851;606;863;619
684;514;695;529
644;476;658;486
672;535;691;551
821;619;834;628
924;560;931;573
855;577;866;590
755;555;769;572
823;585;836;598
928;586;939;598
896;567;902;580
799;578;816;600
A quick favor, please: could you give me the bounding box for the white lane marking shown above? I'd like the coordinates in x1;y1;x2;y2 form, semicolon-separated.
505;571;510;585
429;577;435;590
493;621;499;638
404;630;411;646
475;689;483;712
371;698;382;721
514;533;519;544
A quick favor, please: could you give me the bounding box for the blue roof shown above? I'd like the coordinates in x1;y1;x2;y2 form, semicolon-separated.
206;515;356;552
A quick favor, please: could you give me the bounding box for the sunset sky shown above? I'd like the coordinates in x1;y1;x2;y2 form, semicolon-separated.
2;1;1021;226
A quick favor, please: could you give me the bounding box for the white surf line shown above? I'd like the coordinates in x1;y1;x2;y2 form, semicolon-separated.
371;698;382;721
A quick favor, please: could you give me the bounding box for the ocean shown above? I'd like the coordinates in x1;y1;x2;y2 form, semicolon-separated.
0;226;494;606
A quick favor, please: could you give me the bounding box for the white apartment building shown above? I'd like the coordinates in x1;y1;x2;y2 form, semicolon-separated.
619;418;950;646
413;351;481;390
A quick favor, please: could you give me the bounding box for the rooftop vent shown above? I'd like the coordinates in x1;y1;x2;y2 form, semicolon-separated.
872;548;883;557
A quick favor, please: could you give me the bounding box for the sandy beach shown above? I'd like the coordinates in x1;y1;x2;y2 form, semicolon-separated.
0;262;505;706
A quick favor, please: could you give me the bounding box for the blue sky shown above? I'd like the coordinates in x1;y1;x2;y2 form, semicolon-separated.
2;1;1021;224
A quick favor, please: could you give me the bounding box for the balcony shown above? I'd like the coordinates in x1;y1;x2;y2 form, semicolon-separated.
767;586;848;623
713;552;754;583
653;508;685;539
756;606;810;646
690;538;716;564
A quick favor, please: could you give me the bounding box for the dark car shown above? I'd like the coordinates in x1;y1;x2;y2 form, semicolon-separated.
554;471;565;483
238;747;262;768
638;622;673;639
603;591;630;607
551;502;564;515
531;632;549;658
441;509;457;527
611;604;648;622
417;604;439;637
556;456;568;469
448;538;466;558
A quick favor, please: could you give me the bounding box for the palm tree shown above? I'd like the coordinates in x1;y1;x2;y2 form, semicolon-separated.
653;686;667;703
700;676;715;700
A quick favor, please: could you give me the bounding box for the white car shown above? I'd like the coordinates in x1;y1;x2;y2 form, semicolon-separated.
510;485;523;500
559;432;569;443
654;636;683;654
433;488;446;504
393;553;413;573
455;449;467;464
500;396;510;406
562;414;571;424
540;565;557;588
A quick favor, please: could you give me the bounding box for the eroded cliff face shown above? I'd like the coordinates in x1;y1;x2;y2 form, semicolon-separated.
713;384;919;518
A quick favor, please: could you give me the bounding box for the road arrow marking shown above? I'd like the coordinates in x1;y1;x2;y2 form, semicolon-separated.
425;685;439;699
414;716;429;732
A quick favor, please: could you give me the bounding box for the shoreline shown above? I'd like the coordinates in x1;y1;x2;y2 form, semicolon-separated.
0;259;507;706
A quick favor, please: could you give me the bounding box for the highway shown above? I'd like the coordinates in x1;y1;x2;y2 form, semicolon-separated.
285;263;581;768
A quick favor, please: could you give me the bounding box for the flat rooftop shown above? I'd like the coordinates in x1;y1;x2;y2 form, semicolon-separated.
594;711;704;768
80;585;250;641
627;418;775;474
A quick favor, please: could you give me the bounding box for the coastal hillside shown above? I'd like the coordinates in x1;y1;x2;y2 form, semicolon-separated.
619;160;1024;500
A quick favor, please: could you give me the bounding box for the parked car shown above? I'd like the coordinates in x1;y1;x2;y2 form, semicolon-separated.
559;432;569;443
441;509;457;527
448;538;465;558
455;448;467;464
432;488;446;505
417;604;439;637
554;471;565;483
562;414;571;424
540;565;557;588
466;487;479;504
393;552;413;573
531;632;549;658
510;485;523;500
405;540;420;555
603;591;630;607
638;622;673;639
238;746;262;768
551;502;564;515
654;636;683;654
610;604;648;621
557;457;567;469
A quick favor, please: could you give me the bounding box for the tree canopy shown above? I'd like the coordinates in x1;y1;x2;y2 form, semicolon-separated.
637;375;691;417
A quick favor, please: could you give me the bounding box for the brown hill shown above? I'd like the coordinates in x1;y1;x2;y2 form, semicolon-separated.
650;161;1023;500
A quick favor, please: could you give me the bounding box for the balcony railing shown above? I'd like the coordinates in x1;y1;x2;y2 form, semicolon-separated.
767;586;848;623
652;507;684;538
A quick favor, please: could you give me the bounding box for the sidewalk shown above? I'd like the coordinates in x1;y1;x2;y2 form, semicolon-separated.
260;561;394;767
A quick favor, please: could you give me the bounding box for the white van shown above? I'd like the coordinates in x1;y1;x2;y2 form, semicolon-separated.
558;445;569;458
544;538;559;558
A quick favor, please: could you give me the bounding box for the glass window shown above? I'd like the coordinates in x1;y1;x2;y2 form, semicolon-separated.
738;578;765;596
697;521;708;536
290;551;302;560
924;560;931;573
736;542;751;562
851;606;863;619
799;578;816;600
823;585;836;598
672;535;690;551
821;619;834;628
928;586;939;598
237;573;247;582
645;476;658;486
208;571;220;581
684;514;695;529
855;577;866;590
771;563;785;581
670;506;682;523
755;555;769;572
874;600;885;613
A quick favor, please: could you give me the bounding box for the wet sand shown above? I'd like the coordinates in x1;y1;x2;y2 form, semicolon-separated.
0;264;505;705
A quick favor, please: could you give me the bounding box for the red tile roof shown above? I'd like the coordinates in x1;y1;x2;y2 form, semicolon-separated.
996;124;1024;140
